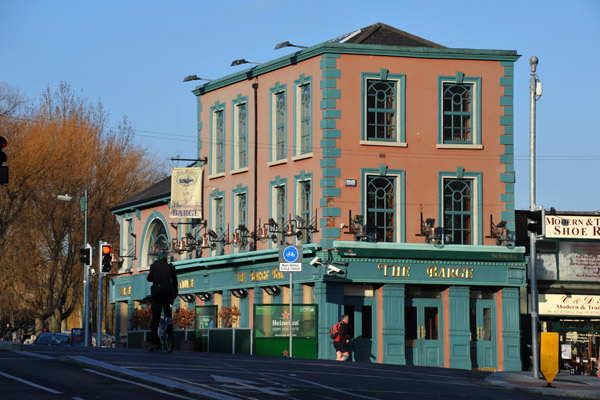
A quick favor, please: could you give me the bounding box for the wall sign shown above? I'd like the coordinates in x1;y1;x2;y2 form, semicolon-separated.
546;215;600;239
558;242;600;281
539;294;600;317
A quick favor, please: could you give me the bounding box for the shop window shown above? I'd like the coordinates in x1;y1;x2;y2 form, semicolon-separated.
362;306;372;339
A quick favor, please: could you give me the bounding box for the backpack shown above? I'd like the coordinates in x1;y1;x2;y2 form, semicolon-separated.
329;322;340;339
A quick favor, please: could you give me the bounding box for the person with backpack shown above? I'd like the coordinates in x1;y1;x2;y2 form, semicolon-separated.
331;314;350;361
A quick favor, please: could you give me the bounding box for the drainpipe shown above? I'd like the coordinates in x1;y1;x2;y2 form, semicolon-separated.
252;80;259;250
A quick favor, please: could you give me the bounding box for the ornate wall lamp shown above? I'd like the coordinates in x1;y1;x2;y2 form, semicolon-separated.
341;211;368;241
231;224;255;249
415;213;447;248
171;220;216;253
487;216;515;248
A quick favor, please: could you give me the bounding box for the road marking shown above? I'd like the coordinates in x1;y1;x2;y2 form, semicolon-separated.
0;370;62;394
283;375;379;400
83;369;196;399
13;350;55;360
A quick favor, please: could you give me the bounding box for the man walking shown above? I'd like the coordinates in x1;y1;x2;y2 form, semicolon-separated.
333;314;350;361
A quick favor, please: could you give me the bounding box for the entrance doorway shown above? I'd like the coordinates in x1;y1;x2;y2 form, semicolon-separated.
470;299;496;370
344;296;376;362
405;298;443;367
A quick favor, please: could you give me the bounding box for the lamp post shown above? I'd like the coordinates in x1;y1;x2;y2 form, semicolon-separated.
182;75;213;82
58;187;90;346
529;56;542;379
274;41;307;50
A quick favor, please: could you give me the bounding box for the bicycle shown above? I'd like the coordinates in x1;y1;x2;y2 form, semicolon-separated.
158;315;175;352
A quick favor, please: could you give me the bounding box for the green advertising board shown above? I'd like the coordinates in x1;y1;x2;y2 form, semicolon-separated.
195;305;217;329
254;304;317;358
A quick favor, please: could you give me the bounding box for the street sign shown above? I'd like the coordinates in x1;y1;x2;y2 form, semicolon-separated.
279;245;302;272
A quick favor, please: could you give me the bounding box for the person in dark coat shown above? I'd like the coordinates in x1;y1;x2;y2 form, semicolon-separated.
333;314;351;361
146;253;178;351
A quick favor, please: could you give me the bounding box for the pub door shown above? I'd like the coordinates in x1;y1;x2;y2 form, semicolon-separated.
344;296;376;362
405;298;443;367
470;299;496;370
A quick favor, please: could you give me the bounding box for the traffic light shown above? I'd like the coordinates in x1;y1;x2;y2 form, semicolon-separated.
79;246;91;265
101;244;113;273
527;207;546;237
0;136;7;185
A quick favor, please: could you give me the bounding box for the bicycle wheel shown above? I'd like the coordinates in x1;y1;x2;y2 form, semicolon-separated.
165;327;174;352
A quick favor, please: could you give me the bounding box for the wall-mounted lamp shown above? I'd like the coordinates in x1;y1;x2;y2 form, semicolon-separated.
341;211;369;241
179;294;196;303
487;215;514;248
263;286;281;296
231;288;248;299
198;292;212;302
274;41;308;50
230;59;261;66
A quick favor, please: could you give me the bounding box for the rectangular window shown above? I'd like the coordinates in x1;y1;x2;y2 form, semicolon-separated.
276;185;286;230
443;178;472;244
438;75;481;147
235;192;248;251
366;175;396;242
298;179;312;243
233;101;248;170
270;84;287;163
361;71;406;146
214;196;225;255
210;102;226;176
294;78;312;157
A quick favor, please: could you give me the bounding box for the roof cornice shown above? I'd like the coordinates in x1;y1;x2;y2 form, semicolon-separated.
192;43;520;96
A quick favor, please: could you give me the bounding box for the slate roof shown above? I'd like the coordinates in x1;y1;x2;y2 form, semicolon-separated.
329;22;445;48
110;175;171;212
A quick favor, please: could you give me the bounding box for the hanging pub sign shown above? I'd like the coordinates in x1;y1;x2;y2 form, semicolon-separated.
170;168;203;219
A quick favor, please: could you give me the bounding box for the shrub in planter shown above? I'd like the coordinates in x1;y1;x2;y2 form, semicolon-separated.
173;308;195;330
130;308;151;330
218;306;241;328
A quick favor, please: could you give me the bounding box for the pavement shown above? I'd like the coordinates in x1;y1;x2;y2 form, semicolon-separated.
2;340;600;399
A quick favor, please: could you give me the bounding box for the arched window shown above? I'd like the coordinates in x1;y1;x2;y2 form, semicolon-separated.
144;219;169;267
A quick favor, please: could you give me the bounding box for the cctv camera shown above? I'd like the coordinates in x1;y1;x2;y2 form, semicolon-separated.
309;256;321;266
327;265;342;274
340;223;347;229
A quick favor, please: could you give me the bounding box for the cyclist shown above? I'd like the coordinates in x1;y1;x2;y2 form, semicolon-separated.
147;253;178;351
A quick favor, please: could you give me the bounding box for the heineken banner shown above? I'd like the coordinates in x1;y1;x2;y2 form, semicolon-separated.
170;168;203;219
254;304;317;338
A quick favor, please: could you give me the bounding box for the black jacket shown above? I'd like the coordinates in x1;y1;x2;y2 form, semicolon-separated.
147;258;178;303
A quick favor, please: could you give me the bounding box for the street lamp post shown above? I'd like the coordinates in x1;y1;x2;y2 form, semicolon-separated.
58;187;90;346
529;56;542;379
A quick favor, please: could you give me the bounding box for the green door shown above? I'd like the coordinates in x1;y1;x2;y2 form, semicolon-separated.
405;298;443;367
470;299;496;370
344;297;376;362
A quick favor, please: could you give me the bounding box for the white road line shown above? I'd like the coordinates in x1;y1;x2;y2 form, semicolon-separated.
83;369;197;399
13;350;55;360
284;375;379;400
0;370;63;394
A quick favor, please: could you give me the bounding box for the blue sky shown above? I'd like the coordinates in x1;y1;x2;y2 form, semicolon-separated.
2;0;599;212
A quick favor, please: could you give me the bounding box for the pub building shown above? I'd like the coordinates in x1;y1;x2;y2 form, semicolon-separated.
109;23;526;371
516;210;600;375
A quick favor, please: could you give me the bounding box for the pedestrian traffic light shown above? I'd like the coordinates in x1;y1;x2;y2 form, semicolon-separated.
79;246;91;265
0;136;7;185
101;244;113;273
527;207;546;237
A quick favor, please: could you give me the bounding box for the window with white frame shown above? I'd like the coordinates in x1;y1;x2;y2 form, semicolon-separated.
439;171;482;245
362;169;405;243
233;99;248;171
270;84;287;162
143;219;169;268
438;74;481;147
211;103;226;175
294;76;312;157
296;178;312;243
212;195;225;255
123;218;134;270
233;191;248;251
361;70;406;146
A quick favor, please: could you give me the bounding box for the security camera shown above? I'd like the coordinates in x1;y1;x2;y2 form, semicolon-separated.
309;256;321;266
326;265;342;275
340;223;347;229
90;269;97;277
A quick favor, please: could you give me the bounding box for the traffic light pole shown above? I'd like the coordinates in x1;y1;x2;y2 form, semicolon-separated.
97;241;108;348
82;188;91;347
529;56;540;379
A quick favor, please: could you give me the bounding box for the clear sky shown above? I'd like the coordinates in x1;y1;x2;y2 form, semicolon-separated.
2;0;599;212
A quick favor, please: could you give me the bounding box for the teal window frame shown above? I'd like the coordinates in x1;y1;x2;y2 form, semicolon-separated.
361;71;406;145
360;168;406;243
269;83;287;162
269;177;287;248
210;189;226;255
437;74;482;146
294;172;313;244
210;101;226;175
232;95;248;171
294;74;312;156
232;185;248;252
438;171;483;245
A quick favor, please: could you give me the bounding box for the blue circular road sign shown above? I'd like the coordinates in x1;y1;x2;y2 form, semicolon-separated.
283;246;299;263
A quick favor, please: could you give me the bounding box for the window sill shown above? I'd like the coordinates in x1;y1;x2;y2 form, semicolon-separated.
268;159;288;167
208;172;226;180
231;167;249;175
293;152;313;161
436;144;484;150
360;140;407;147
